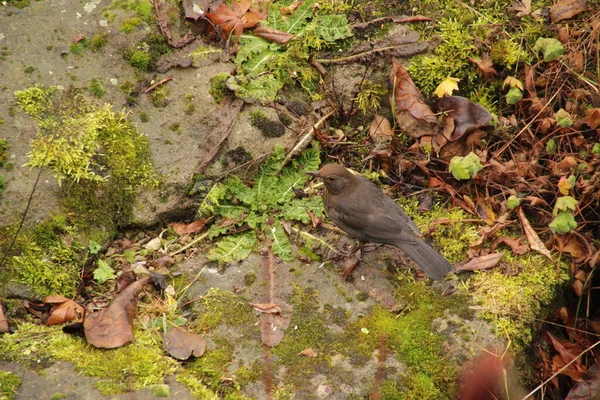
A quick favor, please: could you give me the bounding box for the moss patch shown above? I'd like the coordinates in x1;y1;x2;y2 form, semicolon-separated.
0;370;22;400
189;288;254;332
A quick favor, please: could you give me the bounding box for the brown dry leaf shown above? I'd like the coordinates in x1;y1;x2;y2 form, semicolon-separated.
566;363;600;399
163;326;206;360
342;249;361;280
455;252;505;272
437;96;492;141
568;51;585;73
150;255;175;270
390;58;438;139
550;0;589;22
260;313;291;347
572;279;584;297
207;0;262;40
369;115;394;140
517;208;553;261
587;108;600;129
546;331;586;370
154;0;196;47
556;233;591;261
299;348;318;357
511;0;531;17
182;0;221;20
492;236;529;255
253;26;294;44
469;53;497;80
250;303;282;314
558;176;573;195
475;195;496;224
171;219;210;235
0;300;9;333
45;296;85;325
83;276;150;349
553;156;578;176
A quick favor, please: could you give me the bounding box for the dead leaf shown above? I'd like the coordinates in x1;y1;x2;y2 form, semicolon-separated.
550;0;589;22
492;236;529;255
566;363;600;399
455;252;505;272
511;0;531;17
555;233;591;262
149;255;175;270
163;326;206;359
84;276;150;348
437;96;492;141
250;303;281;314
299;348;318;357
517;207;553;261
253;26;294;44
572;279;584;297
260;313;290;347
207;0;262;41
434;77;460;98
0;300;9;333
171;219;211;235
390;58;438;139
182;0;221;19
369;115;394;140
342;249;361;280
587;108;600;129
45;296;85;325
155;0;196;47
469;53;497;80
475;195;496;224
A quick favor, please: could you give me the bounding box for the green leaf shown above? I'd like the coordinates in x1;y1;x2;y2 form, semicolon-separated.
549;210;577;234
226;74;284;103
505;87;523;105
533;37;564;62
555;109;573;127
88;240;102;254
546;139;557;154
507;195;521;210
268;222;293;261
207;231;257;263
123;249;136;263
449;152;483;180
554;196;578;215
286;0;315;34
313;15;353;42
198;182;227;217
94;259;116;283
282;197;325;224
592;143;600;154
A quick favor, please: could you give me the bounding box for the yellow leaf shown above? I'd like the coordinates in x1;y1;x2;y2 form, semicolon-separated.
557;176;572;195
434;77;460;98
503;76;524;90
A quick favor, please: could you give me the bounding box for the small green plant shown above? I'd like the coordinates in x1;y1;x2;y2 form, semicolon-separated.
209;73;230;103
90;33;108;51
89;78;105;98
550;195;578;234
354;80;387;115
448;152;483;180
69;38;89;55
150;86;169;107
120;17;142;33
124;48;151;70
198;143;324;262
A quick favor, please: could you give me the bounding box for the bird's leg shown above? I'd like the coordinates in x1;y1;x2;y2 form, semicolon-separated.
341;241;365;280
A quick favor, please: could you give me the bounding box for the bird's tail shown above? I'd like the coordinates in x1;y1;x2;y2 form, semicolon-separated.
391;237;452;280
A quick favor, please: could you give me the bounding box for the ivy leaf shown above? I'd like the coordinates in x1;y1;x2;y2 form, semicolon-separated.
533;37;564;62
94;259;116;283
207;231;257;263
505;87;523;105
554;196;578;215
449;152;483;180
268;223;293;261
549;210;577;234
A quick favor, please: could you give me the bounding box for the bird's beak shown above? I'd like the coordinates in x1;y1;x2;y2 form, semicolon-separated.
306;171;320;178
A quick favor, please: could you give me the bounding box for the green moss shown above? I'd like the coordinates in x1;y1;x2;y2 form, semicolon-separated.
471;253;569;348
0;370;22;400
109;0;155;22
209;73;230;104
89;78;105;98
190;288;254;332
124;49;151;70
151;384;170;397
6;0;30;9
176;374;218;400
490;38;529;68
69;39;89;55
120;17;142;33
124;34;170;72
150;86;169;107
250;110;286;138
24;66;35;74
0;324;178;396
89;33;108;51
50;394;66;400
139;111;149;122
243;271;257;286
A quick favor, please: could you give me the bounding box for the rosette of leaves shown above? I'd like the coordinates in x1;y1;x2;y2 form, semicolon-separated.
199;144;324;262
230;0;353;102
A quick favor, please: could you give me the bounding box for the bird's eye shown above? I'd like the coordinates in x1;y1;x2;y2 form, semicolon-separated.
326;176;335;182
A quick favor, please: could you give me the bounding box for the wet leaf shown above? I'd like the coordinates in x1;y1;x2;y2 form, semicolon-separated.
550;0;589;22
390;58;438;138
455;252;505;272
434;77;460;98
84;276;150;348
163;326;206;360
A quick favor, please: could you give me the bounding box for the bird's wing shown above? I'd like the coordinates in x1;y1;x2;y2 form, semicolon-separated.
328;177;420;245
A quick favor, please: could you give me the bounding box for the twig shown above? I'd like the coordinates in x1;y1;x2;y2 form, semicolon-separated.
168;231;210;256
144;76;173;94
281;109;335;167
350;15;431;31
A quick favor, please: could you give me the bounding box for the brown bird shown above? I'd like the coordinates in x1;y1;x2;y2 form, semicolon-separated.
307;164;452;280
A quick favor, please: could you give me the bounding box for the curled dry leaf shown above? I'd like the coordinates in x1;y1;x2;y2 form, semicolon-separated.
299;348;318;357
84;276;150;349
455;252;505;272
171;218;211;235
0;300;9;333
163;326;206;360
517;207;553;261
469;52;497;80
437;96;492;141
250;303;282;314
253;26;294;44
390;58;438;139
45;295;85;325
492;236;529;255
550;0;589;23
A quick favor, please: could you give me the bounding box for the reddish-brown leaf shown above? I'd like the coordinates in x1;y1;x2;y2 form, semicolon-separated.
260;313;290;347
566;363;600;399
511;0;531;17
149;255;175;270
455;252;505;272
469;53;497;80
0;300;9;333
299;348;318;357
83;276;150;348
390;58;438;139
253;26;294;43
492;236;529;255
206;0;262;39
587;108;600;129
171;219;210;235
437;96;492;141
250;303;281;314
342;249;361;280
45;296;85;325
163;326;206;360
517;207;553;261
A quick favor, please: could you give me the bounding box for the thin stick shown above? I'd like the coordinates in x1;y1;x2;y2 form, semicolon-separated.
144;76;173;94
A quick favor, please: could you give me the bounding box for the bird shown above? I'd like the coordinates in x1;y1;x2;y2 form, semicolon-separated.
307;163;452;280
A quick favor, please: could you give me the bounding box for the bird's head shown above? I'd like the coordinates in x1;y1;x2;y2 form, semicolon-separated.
306;164;353;195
